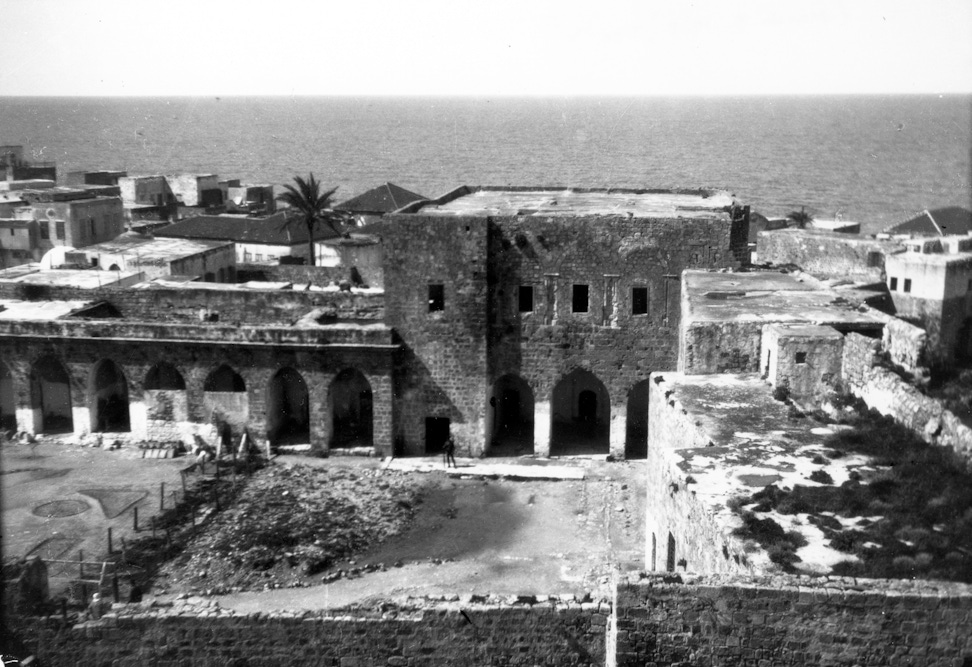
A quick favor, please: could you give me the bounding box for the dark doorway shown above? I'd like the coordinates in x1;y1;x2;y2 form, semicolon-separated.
667;532;676;572
578;390;597;422
330;369;373;448
90;360;130;432
488;375;534;456
266;368;310;446
425;417;450;455
30;356;74;434
625;380;650;459
551;368;609;455
0;362;15;430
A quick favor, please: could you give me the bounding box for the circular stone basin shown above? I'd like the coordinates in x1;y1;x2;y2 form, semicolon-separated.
33;499;90;518
737;473;782;487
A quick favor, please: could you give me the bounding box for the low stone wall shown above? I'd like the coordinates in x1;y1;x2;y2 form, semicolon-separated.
756;229;900;281
842;330;972;465
615;573;972;667
24;595;607;667
237;263;351;287
882;316;928;373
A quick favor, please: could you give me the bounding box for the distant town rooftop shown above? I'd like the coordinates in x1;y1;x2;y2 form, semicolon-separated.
81;234;233;262
0;264;142;289
0;299;96;320
403;186;737;219
683;270;887;329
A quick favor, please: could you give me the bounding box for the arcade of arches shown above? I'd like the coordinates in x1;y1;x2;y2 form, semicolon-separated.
486;370;650;458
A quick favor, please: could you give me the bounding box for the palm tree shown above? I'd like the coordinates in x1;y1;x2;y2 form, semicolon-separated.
786;206;813;229
275;173;346;266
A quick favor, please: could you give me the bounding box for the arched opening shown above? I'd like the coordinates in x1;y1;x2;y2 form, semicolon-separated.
217;267;226;283
30;356;74;433
266;368;309;446
144;362;188;424
0;362;16;430
108;264;121;271
204;272;215;282
625;380;651;459
487;374;534;456
90;360;131;432
550;369;609;455
144;362;186;390
204;365;246;393
203;365;248;443
330;369;373;448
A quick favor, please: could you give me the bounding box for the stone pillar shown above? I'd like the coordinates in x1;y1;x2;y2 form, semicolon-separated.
534;400;551;457
72;406;90;437
609;406;627;459
17;405;38;435
371;374;393;458
129;400;148;440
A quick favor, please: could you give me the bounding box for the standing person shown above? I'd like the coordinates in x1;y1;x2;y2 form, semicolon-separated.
444;435;457;468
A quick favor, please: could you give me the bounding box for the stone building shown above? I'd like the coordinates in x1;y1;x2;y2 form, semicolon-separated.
884;234;972;361
380;186;750;459
0;185;750;460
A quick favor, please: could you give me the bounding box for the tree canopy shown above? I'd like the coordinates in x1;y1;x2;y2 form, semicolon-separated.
276;173;346;266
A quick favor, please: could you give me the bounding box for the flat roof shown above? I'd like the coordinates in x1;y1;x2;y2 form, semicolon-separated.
0;299;94;320
82;234;233;262
409;186;736;219
683;270;887;328
655;372;878;574
0;266;142;288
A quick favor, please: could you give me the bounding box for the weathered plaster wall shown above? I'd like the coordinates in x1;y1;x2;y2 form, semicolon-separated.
756;229;899;281
25;597;607;667
645;375;757;576
889;292;971;362
615;574;972;666
679;320;765;375
760;324;843;401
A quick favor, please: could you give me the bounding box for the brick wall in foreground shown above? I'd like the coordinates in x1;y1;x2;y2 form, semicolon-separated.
615;574;972;667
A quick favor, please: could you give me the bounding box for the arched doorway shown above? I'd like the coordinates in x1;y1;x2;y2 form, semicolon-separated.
551;369;609;455
144;362;188;424
30;356;74;433
0;362;15;430
625;380;651;459
90;360;131;432
487;374;534;456
330;369;373;448
203;364;248;441
266;368;309;446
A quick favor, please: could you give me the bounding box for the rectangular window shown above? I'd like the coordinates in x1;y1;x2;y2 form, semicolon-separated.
571;284;589;313
8;229;13;236
428;284;445;312
795;352;807;364
903;278;912;293
632;286;649;315
55;221;64;239
518;285;533;313
40;224;50;240
889;277;898;291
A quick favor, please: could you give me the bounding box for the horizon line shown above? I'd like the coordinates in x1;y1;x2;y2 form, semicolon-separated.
1;91;971;100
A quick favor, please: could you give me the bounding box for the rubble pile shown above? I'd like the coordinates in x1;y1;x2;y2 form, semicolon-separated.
162;464;423;592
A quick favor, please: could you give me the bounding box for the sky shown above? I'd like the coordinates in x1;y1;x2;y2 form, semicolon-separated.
0;0;970;96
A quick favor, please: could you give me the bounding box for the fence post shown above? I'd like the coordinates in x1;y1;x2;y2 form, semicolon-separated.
107;527;113;554
133;506;139;532
160;482;165;511
112;573;120;603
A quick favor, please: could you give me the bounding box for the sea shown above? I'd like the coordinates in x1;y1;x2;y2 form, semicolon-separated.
1;95;969;234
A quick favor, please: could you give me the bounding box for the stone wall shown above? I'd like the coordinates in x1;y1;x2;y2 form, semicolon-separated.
615;574;972;666
882;316;928;372
25;596;607;667
679;320;765;375
841;330;972;466
237;263;356;288
645;375;760;576
756;229;900;281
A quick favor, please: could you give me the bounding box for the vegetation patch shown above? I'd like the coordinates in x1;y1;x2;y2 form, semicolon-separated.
926;367;972;430
732;407;972;582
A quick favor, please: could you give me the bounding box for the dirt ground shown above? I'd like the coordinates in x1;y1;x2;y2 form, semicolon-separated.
2;440;647;612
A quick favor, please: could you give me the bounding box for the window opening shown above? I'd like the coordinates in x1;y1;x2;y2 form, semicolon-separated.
903;278;912;293
795;352;807;364
428;284;445;312
571;284;589;313
518;285;533;313
889;277;898;291
632;286;649;315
